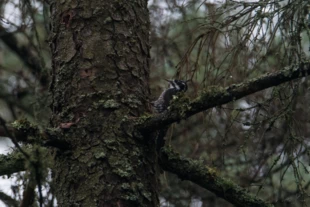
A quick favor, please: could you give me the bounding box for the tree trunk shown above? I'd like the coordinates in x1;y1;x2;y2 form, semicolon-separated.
49;0;158;206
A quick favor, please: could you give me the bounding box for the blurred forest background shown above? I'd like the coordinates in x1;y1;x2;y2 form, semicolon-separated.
0;0;310;206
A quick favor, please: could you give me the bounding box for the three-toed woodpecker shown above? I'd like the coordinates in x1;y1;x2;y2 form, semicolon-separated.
153;79;188;152
153;79;188;113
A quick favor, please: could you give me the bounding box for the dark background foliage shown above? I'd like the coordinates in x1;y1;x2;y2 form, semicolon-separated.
0;0;310;206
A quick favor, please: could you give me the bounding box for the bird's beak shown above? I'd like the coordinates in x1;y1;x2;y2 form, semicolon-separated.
164;78;173;83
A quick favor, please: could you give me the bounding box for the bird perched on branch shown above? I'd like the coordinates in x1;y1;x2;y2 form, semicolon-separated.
153;79;188;113
152;79;189;152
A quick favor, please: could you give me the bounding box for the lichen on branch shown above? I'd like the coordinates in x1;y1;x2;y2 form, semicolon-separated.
137;61;310;133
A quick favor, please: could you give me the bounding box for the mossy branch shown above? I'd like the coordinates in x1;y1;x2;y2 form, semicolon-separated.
138;61;310;132
0;119;70;150
0;153;25;176
160;147;274;207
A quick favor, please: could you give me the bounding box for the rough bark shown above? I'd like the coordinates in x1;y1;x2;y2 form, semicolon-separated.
49;0;158;206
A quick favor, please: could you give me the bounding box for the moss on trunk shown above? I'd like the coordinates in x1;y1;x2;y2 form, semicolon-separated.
49;0;158;206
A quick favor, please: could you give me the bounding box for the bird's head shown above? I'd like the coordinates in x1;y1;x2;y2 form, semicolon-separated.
165;79;189;92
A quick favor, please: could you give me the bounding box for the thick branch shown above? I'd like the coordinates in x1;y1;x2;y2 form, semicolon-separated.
0;153;25;176
160;148;273;207
0;26;48;87
0;191;18;207
139;62;310;132
0;126;29;143
0;119;70;150
20;181;36;207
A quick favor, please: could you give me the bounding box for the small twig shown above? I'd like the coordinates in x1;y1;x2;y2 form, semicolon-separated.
0;117;30;159
0;117;43;207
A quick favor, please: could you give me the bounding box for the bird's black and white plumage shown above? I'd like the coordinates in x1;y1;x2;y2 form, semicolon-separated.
153;79;188;153
153;79;188;113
